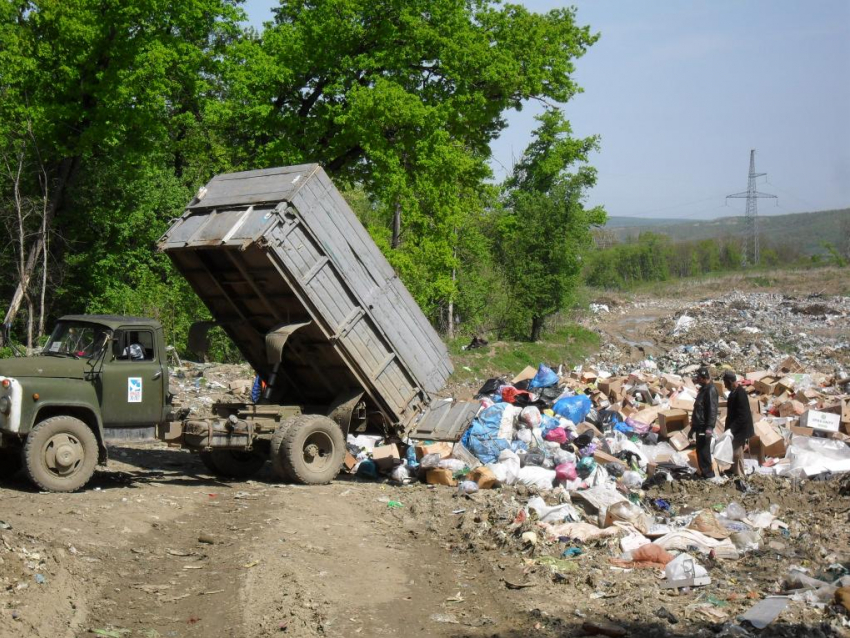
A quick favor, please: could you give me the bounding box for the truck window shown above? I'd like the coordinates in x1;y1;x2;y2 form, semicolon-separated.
113;329;156;361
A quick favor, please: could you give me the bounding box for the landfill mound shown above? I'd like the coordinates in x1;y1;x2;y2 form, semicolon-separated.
346;351;850;635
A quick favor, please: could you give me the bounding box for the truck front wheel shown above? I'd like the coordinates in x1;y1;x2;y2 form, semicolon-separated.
275;415;345;485
0;450;22;480
199;449;265;479
23;416;98;492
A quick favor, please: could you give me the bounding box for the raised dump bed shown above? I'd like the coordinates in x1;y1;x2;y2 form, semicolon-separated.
159;164;473;445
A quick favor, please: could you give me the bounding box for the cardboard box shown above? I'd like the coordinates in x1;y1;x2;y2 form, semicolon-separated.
799;409;841;433
773;377;795;396
415;441;453;460
469;466;498;489
777;400;805;417
512;365;537;384
749;396;763;422
426;468;457;486
343;451;358;472
776;356;804;374
660;373;684;389
753;377;777;395
371;443;400;470
746;370;772;382
657;409;689;438
632;406;662;426
598;378;624;397
576;421;603;437
668;430;691;451
593;450;627;469
670;396;695;412
754;420;786;458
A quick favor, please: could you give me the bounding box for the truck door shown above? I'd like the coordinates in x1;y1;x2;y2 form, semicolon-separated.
99;327;166;426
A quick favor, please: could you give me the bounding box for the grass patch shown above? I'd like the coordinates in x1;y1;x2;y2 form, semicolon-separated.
448;325;600;385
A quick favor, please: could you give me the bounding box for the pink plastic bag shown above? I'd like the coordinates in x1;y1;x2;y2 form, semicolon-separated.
544;427;567;444
555;462;577;482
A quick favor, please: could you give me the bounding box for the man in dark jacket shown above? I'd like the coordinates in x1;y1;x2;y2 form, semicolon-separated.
723;370;755;476
689;367;718;479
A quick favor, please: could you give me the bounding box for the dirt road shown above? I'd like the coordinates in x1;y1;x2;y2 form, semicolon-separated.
1;445;527;638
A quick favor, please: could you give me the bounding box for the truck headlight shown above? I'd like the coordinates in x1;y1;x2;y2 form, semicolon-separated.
0;396;10;415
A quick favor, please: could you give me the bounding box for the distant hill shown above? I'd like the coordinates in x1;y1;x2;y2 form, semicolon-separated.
604;208;850;255
604;216;691;229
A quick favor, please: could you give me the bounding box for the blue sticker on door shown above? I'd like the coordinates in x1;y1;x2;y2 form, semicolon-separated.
128;377;143;403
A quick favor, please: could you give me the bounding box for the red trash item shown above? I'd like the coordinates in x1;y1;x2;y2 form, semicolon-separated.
630;543;674;565
544;427;567;444
555;462;577;482
501;386;531;404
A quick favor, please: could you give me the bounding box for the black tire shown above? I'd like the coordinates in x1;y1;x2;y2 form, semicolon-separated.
198;450;219;474
0;450;22;480
270;416;301;481
22;416;98;492
202;449;265;479
278;415;345;485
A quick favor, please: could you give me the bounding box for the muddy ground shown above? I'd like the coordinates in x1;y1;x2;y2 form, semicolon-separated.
2;268;849;638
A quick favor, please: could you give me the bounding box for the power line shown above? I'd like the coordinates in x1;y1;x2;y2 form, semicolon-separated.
726;150;776;266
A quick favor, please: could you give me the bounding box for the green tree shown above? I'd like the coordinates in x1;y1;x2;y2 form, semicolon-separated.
209;0;598;320
497;110;605;341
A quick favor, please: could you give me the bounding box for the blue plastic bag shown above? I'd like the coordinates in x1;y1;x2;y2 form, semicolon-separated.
540;414;561;437
462;404;511;464
553;394;592;424
528;363;559;389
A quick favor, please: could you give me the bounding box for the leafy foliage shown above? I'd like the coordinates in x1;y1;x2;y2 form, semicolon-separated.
0;0;602;358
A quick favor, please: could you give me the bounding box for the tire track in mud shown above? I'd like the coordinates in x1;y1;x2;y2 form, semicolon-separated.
77;482;269;638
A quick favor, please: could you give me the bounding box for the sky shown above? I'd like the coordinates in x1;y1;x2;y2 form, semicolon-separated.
242;0;850;220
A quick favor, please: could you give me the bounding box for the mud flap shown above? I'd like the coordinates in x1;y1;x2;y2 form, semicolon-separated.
407;399;478;442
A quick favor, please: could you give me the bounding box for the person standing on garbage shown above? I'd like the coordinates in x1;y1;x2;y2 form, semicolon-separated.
723;370;754;476
689;367;718;479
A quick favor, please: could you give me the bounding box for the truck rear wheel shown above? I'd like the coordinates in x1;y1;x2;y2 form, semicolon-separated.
199;449;265;479
0;450;22;480
276;415;345;485
23;416;98;492
269;416;301;481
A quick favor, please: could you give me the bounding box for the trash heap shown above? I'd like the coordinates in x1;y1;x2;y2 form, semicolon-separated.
346;355;849;490
585;291;850;376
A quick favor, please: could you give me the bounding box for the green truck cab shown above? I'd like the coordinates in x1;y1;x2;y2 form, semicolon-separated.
0;315;169;492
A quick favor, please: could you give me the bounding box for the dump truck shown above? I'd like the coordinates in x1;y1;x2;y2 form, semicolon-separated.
0;164;476;492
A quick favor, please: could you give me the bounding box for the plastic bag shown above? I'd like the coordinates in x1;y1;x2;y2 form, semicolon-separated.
438;458;467;472
711;430;734;466
523;450;546;467
457;480;479;495
391;464;413;482
577;456;596;478
630;543;674;565
517;466;556;491
724;502;747;521
498;449;521;485
555;462;577;482
606;501;651;534
529;363;559;389
540;414;561;436
520;406;542;429
664;553;708;581
553;394;592;424
620;470;644;490
462;404;512;464
527;495;580;523
553;449;577;466
419;453;442;469
544;427;567;444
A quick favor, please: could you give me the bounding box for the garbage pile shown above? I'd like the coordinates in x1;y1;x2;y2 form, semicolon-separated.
585;291;850;376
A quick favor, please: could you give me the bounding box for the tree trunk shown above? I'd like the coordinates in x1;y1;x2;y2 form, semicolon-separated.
391;201;401;249
447;264;456;339
530;316;545;342
3;156;76;331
